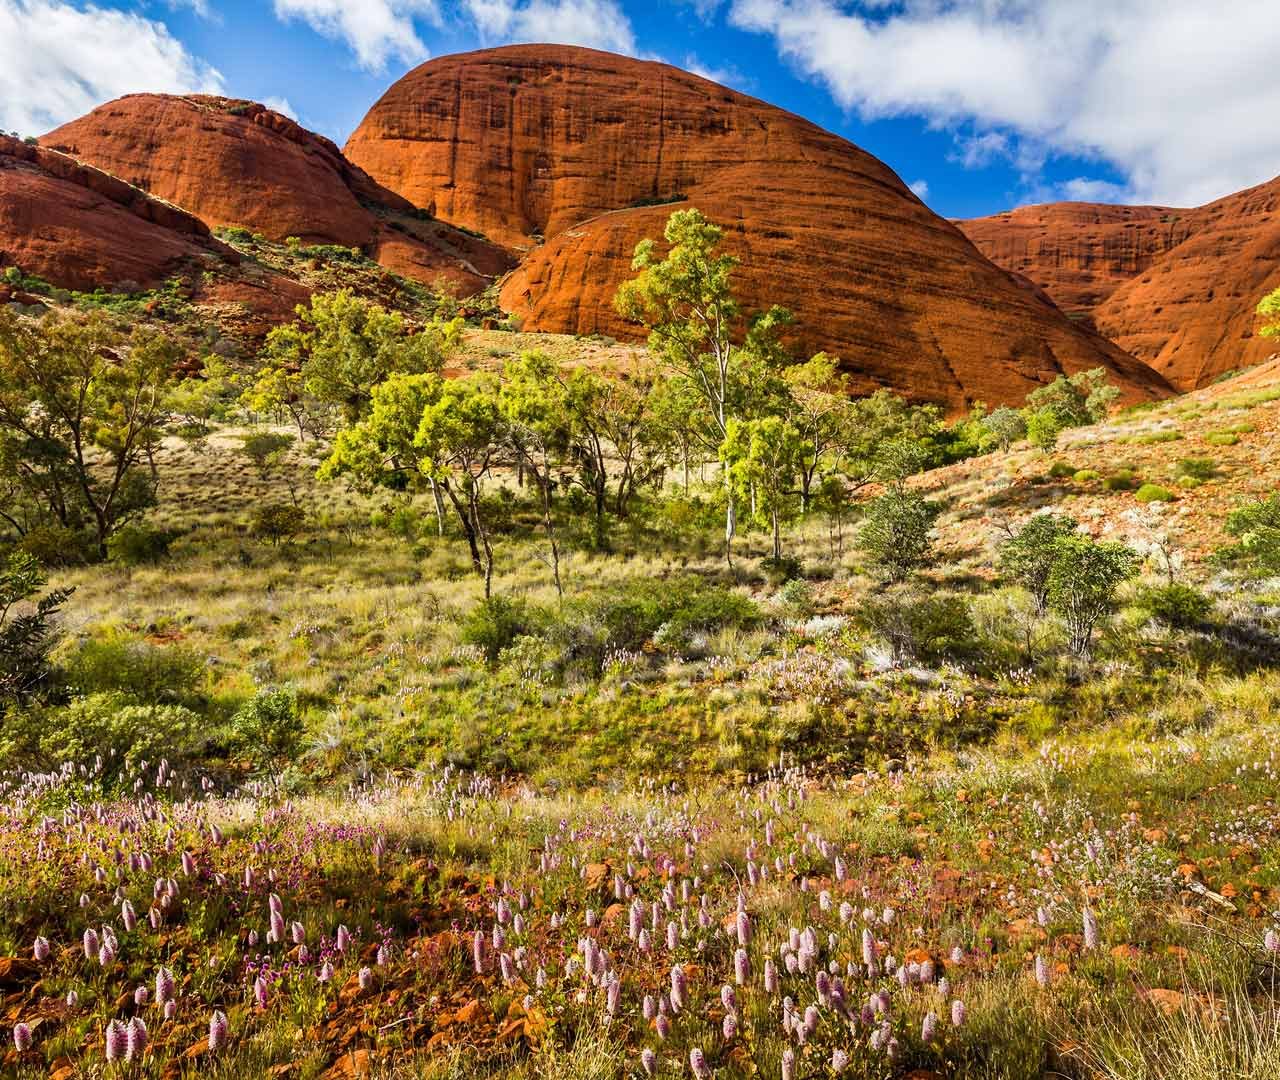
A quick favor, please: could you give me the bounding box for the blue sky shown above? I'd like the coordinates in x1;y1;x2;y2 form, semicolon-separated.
4;1;1279;219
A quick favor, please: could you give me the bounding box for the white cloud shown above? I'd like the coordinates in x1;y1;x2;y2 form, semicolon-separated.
1058;177;1131;203
272;0;440;71
682;53;748;90
0;0;224;136
729;0;1280;206
262;96;299;121
463;0;635;54
166;0;213;19
951;131;1009;170
908;178;929;200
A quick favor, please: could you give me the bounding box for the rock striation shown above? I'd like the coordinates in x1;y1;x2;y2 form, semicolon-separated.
959;179;1280;389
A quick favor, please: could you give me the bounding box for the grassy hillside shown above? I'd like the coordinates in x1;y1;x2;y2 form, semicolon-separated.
3;319;1280;1077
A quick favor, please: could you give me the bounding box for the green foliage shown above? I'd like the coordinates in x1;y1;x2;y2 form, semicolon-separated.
778;577;813;615
1135;483;1176;504
1073;469;1102;483
720;416;810;558
1178;457;1217;482
858;488;941;583
1104;469;1139;491
231;686;303;768
107;522;179;565
5;692;202;777
60;634;205;706
1025;407;1065;450
858;588;975;664
1257;285;1280;339
461;596;544;664
0;552;73;708
1047;461;1076;479
998;513;1079;615
0;309;179;557
1206;431;1240;446
1046;536;1140;657
248;290;462;427
977;405;1027;452
1135;583;1213;629
252;504;307;545
240;432;295;477
1026;367;1121;428
1223;494;1280;571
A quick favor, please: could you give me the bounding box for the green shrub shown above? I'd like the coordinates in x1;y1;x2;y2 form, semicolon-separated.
1;552;73;709
1;692;202;777
1222;494;1280;571
231;686;303;768
1073;469;1101;483
999;513;1079;615
1135;583;1213;629
858;589;976;665
1205;432;1239;446
1047;461;1076;479
778;578;814;615
858;488;941;583
1177;457;1217;482
252;504;307;545
1134;484;1175;504
1103;469;1138;491
1176;475;1204;489
60;634;205;705
461;596;545;664
1126;430;1181;444
18;525;94;567
760;555;803;584
108;523;179;565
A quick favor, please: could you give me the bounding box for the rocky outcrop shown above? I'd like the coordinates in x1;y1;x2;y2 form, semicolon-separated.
42;95;513;295
346;45;1169;409
0;134;233;291
957;202;1196;316
1091;178;1280;389
959;179;1280;390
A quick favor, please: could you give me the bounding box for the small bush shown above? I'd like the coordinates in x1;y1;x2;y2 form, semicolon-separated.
1176;475;1204;489
1177;457;1217;482
1047;461;1077;479
1135;583;1213;629
231;686;303;768
108;523;179;565
1206;432;1239;446
1134;484;1176;504
760;555;803;584
778;578;814;615
858;589;976;665
18;525;94;567
1103;469;1138;491
1073;469;1102;483
461;596;544;664
60;634;205;705
252;504;307;545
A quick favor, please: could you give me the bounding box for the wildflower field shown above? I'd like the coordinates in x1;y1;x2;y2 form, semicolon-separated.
5;706;1280;1078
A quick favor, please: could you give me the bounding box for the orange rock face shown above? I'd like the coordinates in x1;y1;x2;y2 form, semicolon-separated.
957;202;1196;316
345;45;1168;410
1091;178;1280;389
959;179;1280;390
42;95;513;295
0;134;233;291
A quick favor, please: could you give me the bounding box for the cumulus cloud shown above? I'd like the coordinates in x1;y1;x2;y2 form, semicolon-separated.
272;0;440;71
0;0;224;136
908;178;929;200
729;0;1280;206
463;0;636;54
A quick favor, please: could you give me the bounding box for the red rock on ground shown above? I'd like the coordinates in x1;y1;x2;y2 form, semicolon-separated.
959;177;1280;390
42;95;514;295
345;45;1170;410
0;134;233;292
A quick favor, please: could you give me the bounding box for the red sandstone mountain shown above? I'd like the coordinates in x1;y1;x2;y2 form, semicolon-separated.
42;95;514;295
956;203;1196;316
959;178;1280;390
0;134;233;292
344;45;1169;410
